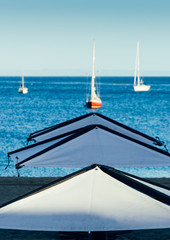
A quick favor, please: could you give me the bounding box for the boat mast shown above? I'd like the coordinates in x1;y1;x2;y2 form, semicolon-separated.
22;73;24;88
134;43;137;86
137;41;140;86
91;40;95;99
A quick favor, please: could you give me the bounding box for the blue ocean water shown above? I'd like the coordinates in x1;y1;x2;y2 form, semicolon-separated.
0;76;169;177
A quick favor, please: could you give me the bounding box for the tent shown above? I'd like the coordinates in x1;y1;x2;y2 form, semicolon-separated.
27;113;162;146
9;125;170;169
0;164;169;232
8;127;81;167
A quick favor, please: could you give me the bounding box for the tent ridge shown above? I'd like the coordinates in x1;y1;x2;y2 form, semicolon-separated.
114;167;170;191
28;113;162;146
16;125;97;168
94;125;170;157
100;165;170;206
9;125;96;156
95;113;162;146
0;164;170;232
28;113;93;141
15;124;170;169
1;164;98;209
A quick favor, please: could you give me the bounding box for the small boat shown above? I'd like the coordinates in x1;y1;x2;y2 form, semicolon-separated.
86;41;102;108
133;41;150;92
18;74;28;94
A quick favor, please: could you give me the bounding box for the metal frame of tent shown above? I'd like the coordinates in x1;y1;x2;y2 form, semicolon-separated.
27;113;163;146
8;124;170;170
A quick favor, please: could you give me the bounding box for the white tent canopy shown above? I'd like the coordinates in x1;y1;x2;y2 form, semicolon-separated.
12;125;170;169
0;165;169;232
28;113;162;146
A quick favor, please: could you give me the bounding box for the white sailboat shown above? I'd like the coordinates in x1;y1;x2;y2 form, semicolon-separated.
134;42;150;92
18;74;28;94
86;41;102;109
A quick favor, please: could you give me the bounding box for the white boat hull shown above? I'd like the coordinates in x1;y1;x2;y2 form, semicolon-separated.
134;84;150;92
18;87;28;94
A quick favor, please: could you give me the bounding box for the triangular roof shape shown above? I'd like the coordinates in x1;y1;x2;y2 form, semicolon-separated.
28;113;162;146
107;166;170;196
8;127;81;167
0;165;169;232
13;125;170;169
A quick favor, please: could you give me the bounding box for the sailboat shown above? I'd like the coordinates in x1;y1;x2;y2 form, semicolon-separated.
134;42;150;92
86;41;102;109
18;74;28;94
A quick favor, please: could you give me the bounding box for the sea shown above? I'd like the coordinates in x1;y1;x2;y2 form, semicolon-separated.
0;76;169;178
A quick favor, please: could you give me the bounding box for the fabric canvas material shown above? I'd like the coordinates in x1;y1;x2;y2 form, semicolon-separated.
29;113;160;146
0;165;169;232
15;126;170;168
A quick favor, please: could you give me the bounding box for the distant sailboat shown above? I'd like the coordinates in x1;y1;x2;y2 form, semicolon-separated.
86;41;102;109
18;74;28;94
134;42;150;92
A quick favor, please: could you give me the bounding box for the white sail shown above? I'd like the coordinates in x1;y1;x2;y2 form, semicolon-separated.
18;73;28;94
91;40;95;99
22;74;24;88
134;42;150;92
86;41;102;108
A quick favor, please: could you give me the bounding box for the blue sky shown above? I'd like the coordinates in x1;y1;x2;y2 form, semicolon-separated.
0;0;170;76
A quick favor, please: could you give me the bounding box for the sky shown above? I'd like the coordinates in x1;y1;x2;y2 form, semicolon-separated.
0;0;170;76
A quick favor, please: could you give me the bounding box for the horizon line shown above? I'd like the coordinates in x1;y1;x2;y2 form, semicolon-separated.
0;75;170;78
